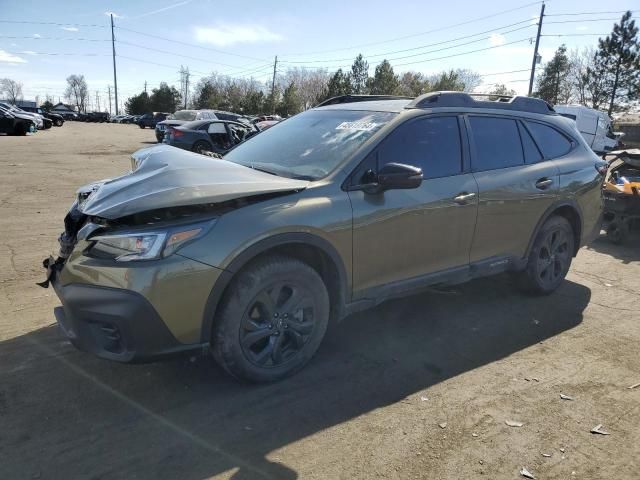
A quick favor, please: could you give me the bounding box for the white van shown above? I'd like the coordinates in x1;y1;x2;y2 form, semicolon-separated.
554;105;618;153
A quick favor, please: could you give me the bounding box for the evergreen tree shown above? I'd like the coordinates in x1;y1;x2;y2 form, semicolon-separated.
277;82;301;116
428;70;466;92
325;69;352;99
124;91;151;115
150;82;181;112
368;60;398;94
350;54;369;94
535;45;571;104
593;11;640;114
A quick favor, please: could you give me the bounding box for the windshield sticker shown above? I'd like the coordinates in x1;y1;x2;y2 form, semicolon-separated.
336;121;378;131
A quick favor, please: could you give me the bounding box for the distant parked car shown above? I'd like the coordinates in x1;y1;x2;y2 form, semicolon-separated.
256;119;280;131
21;106;64;126
137;112;169;129
87;112;109;123
0;107;36;135
163;119;258;154
251;114;282;124
155;109;245;142
0;102;44;129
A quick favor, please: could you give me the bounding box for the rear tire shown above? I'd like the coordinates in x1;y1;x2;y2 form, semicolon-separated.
139;124;145;129
516;216;574;295
54;119;63;127
212;255;330;383
607;220;628;244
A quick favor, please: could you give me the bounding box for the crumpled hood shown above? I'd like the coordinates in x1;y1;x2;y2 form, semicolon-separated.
78;145;308;219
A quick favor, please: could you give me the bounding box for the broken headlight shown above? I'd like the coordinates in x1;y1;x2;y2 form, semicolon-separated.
86;221;213;262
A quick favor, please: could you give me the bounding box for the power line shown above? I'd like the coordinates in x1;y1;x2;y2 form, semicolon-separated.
541;33;611;37
116;40;264;71
3;51;110;56
0;35;109;42
279;20;535;64
545;17;638;25
0;20;107;28
545;10;637;17
114;25;268;63
280;0;544;56
393;37;532;68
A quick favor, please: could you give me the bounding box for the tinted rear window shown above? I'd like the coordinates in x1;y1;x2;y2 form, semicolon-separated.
525;121;573;159
469;117;523;171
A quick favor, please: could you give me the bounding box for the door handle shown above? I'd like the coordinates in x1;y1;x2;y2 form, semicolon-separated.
535;178;554;190
453;192;476;204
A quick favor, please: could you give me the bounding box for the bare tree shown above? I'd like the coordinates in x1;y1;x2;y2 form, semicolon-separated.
1;78;23;104
64;74;88;112
455;69;482;92
279;68;329;109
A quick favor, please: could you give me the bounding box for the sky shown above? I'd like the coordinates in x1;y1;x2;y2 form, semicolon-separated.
0;0;637;111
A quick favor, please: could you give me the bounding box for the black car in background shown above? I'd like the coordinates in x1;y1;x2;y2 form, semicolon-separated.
155;109;248;142
163;119;258;154
137;112;168;129
21;106;64;126
0;107;36;135
87;112;110;123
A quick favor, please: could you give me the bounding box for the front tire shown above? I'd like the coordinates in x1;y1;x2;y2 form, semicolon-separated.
212;255;330;383
516;216;574;295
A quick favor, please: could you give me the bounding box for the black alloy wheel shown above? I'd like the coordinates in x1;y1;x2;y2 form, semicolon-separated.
240;282;317;367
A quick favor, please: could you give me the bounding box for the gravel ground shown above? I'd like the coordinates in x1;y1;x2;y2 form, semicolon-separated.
1;122;639;480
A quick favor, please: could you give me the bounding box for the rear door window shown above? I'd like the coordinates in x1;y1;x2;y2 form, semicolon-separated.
378;116;462;179
525;121;573;159
469;116;523;171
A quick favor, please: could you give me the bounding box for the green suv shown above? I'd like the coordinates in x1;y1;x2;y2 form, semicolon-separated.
42;93;605;382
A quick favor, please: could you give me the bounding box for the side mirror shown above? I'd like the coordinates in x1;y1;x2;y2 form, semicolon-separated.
364;163;423;194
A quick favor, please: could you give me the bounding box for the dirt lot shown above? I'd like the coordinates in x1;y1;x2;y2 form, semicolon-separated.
1;122;639;480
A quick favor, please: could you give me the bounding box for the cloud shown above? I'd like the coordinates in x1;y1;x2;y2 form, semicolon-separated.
0;50;27;63
33;33;41;38
489;33;506;47
61;26;79;32
133;0;194;19
194;24;284;47
104;11;122;18
22;50;37;55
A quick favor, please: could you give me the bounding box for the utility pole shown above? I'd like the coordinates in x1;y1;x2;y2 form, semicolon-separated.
107;85;112;115
95;90;100;111
528;2;545;96
110;13;119;115
184;68;190;108
144;81;147;94
271;55;278;114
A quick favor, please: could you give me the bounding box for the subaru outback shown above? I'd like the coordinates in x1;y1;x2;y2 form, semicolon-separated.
41;93;605;382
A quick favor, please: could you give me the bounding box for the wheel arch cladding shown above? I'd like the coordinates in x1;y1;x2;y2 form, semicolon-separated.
200;233;349;344
527;201;583;259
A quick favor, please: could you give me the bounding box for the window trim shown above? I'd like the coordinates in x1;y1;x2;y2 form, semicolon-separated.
516;120;544;164
346;113;467;188
466;114;526;173
521;119;576;160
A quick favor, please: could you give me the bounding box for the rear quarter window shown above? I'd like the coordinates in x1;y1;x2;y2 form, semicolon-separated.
525;121;573;159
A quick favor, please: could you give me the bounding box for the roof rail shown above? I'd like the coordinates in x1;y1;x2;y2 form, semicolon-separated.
406;91;555;115
316;94;414;107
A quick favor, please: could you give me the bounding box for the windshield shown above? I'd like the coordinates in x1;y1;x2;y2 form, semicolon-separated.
224;109;396;180
170;110;197;121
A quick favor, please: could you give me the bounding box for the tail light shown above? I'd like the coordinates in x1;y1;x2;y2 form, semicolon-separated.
171;128;184;138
